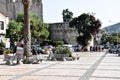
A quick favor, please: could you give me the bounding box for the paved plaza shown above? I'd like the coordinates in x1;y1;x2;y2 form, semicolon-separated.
0;51;120;80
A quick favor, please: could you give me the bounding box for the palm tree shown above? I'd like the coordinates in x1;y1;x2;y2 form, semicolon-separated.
22;0;32;63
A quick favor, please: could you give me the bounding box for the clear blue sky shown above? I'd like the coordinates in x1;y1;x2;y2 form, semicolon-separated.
43;0;120;28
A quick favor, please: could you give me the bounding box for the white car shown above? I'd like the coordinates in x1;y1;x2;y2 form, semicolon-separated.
62;44;74;52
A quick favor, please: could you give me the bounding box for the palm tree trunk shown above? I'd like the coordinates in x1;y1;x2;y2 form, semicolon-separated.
22;0;32;63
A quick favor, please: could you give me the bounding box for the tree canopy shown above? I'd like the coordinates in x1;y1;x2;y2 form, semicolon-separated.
6;20;23;42
101;33;120;46
69;13;102;47
6;13;49;43
62;9;73;22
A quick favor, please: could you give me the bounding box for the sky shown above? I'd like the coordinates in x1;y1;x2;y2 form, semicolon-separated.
43;0;120;28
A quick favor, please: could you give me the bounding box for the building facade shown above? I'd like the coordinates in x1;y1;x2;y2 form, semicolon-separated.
0;13;9;37
0;12;10;48
0;0;43;20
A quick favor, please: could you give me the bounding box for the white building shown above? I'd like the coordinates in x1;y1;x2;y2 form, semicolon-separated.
0;12;10;48
0;12;9;37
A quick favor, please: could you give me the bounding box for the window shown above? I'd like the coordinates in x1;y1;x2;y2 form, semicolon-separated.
0;21;4;30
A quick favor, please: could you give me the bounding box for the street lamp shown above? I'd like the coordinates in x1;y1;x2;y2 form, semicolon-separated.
13;0;16;19
117;30;119;47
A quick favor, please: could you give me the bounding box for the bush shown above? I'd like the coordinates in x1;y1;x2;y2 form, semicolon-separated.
0;41;5;48
5;49;13;54
55;46;72;57
55;41;64;46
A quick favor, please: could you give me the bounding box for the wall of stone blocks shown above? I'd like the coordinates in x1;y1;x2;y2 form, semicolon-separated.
0;0;43;20
49;22;78;44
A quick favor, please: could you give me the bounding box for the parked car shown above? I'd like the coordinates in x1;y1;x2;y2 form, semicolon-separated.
37;47;45;54
116;46;120;56
62;44;74;52
72;45;81;51
32;45;45;54
109;46;118;53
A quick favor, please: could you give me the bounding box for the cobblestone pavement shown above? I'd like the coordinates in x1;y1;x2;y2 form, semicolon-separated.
0;51;120;80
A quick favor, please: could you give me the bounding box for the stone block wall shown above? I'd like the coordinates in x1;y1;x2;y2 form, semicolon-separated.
49;22;78;44
0;0;43;20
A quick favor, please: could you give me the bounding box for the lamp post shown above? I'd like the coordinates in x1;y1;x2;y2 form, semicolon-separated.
117;30;119;47
12;0;16;19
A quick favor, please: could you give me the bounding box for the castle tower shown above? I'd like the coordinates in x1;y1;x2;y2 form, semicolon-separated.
0;0;43;20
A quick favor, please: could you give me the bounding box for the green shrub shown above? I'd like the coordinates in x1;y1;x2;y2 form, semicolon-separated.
0;41;5;47
5;49;13;54
55;41;64;47
55;46;72;57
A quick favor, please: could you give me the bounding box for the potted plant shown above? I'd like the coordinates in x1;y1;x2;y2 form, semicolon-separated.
0;41;5;48
0;48;4;55
0;41;5;55
50;46;72;61
4;49;13;57
44;47;49;54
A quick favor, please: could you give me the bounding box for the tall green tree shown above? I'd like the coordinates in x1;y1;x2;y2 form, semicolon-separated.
16;13;49;43
62;9;73;22
7;13;49;43
30;14;49;42
6;20;23;42
101;33;120;45
69;13;101;47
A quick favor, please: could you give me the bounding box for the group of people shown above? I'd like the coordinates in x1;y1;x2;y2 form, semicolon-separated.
90;46;104;51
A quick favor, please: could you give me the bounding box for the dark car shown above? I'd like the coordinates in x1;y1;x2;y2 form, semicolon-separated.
37;47;45;54
33;45;45;54
109;46;118;53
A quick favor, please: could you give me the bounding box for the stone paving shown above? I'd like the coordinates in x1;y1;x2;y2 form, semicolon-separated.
0;51;120;80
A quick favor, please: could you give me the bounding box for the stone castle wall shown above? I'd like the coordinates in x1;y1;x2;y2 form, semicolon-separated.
0;0;78;44
0;0;43;20
49;22;78;44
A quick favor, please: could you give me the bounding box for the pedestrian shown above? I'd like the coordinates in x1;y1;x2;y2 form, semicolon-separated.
10;42;17;54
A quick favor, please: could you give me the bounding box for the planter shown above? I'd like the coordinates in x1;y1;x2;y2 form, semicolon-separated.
50;53;69;61
44;50;50;54
4;53;14;65
48;53;80;61
23;55;40;64
4;53;13;57
23;56;34;64
0;49;4;55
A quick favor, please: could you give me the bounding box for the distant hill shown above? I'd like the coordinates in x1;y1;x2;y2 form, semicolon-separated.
102;22;120;34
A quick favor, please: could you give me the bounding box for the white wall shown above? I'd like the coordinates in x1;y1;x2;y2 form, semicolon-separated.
0;13;9;35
